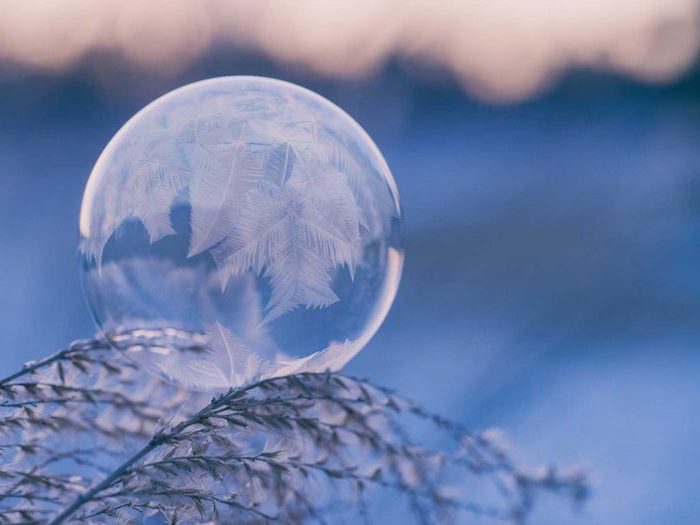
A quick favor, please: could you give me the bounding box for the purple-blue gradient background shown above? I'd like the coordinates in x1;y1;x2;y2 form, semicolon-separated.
1;56;699;523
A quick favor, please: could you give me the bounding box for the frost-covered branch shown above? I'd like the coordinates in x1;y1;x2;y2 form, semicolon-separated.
1;336;588;524
0;338;111;388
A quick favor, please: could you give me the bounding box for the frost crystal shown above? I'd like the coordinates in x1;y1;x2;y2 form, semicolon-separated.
80;77;403;388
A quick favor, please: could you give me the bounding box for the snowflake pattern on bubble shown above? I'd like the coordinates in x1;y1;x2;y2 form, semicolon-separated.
79;77;403;390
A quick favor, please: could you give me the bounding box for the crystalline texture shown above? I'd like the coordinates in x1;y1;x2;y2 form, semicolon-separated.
80;76;403;390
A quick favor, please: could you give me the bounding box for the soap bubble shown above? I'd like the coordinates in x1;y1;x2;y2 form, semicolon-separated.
79;76;403;390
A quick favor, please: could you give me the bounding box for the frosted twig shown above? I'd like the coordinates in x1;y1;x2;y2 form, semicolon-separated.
1;336;589;524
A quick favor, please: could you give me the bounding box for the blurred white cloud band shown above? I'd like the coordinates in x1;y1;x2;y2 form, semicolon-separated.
0;0;698;102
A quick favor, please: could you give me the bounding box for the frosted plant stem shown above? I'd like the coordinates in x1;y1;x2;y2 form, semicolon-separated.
0;341;108;388
0;351;72;387
48;380;264;525
47;438;161;525
1;338;587;523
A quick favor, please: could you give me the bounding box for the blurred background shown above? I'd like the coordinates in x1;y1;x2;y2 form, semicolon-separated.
1;1;700;523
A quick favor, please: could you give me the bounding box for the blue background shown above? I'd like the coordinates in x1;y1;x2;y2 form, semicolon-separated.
1;53;699;523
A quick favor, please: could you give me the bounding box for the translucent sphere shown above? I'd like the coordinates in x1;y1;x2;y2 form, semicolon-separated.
80;76;403;390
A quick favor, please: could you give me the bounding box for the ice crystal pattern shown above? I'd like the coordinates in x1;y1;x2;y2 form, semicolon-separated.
84;93;389;320
80;77;402;385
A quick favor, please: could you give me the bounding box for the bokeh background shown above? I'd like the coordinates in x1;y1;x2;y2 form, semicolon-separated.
1;2;700;523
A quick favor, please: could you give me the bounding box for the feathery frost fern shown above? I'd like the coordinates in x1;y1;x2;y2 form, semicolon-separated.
82;90;395;321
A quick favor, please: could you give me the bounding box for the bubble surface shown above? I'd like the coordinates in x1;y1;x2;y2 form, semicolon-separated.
80;76;403;389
